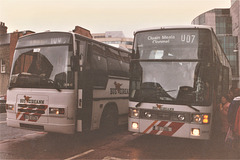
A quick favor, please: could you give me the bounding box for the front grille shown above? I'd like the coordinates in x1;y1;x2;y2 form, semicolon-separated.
18;104;48;114
140;109;191;123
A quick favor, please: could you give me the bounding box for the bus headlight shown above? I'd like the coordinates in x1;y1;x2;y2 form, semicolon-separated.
193;114;202;123
129;108;139;118
192;114;210;124
131;122;139;129
49;108;65;115
6;104;14;111
177;114;185;121
144;111;152;118
191;128;200;136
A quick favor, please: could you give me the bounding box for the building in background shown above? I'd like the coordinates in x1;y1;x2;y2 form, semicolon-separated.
0;22;34;96
232;0;238;5
192;7;239;87
92;31;133;52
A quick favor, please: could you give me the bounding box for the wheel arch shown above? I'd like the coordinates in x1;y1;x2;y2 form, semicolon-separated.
102;102;119;114
99;101;119;130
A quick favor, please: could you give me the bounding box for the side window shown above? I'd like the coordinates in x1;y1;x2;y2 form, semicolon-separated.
78;40;86;57
106;47;121;60
92;43;105;56
119;51;130;77
120;61;129;77
119;51;130;63
77;40;86;89
106;47;122;76
91;45;108;88
107;57;122;76
222;66;229;95
217;65;223;99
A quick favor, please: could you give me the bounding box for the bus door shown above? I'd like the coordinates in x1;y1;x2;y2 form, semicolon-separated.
76;40;93;132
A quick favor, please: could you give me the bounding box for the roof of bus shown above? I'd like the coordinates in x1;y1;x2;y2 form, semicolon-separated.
18;31;72;40
17;31;131;53
134;25;213;34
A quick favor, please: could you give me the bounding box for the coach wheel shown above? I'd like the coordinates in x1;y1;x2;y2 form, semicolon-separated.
100;106;118;133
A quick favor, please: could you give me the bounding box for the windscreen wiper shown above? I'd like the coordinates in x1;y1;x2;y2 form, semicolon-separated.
45;78;62;92
135;89;176;108
184;104;200;112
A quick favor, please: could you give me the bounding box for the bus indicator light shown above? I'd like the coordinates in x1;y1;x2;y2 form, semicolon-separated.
203;119;208;124
192;114;210;124
49;108;65;115
203;115;209;124
129;108;139;118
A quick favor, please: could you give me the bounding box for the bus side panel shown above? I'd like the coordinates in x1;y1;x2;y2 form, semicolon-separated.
91;78;129;130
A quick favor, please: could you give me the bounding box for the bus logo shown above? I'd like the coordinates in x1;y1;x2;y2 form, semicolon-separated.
24;95;32;103
114;82;123;93
153;104;174;111
157;104;162;109
110;81;129;95
20;95;45;104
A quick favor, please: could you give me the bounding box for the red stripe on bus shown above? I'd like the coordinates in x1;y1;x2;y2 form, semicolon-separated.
143;120;158;133
16;112;21;119
19;113;29;121
160;122;184;136
150;129;159;135
157;121;168;127
149;121;168;134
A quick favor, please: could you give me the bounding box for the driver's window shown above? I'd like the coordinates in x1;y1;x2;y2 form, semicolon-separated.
13;53;33;74
194;65;211;103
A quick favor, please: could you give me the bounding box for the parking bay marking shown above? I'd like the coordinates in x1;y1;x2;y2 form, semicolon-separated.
65;149;95;160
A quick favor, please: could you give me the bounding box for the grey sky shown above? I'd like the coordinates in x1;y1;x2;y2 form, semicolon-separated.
0;0;231;37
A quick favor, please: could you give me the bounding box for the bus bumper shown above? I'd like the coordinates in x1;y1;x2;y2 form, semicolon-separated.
7;118;75;134
128;118;211;140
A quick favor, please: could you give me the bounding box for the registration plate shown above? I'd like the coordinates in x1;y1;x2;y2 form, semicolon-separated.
24;115;38;121
154;126;172;132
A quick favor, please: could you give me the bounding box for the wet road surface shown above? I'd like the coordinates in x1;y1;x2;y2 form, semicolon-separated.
1;113;240;159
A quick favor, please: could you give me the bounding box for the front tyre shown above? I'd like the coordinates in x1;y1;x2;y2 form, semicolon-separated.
100;107;118;134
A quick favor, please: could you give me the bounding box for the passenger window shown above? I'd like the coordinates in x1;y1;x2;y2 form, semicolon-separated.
222;66;229;95
92;43;105;56
119;51;130;62
121;62;129;77
107;58;122;76
91;54;108;88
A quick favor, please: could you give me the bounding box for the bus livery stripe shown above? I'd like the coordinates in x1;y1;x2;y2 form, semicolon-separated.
157;121;168;127
16;112;21;119
143;120;158;133
149;121;168;134
160;122;184;136
144;121;184;136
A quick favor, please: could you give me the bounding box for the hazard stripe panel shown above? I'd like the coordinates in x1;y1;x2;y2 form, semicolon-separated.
142;120;184;136
143;120;158;133
16;105;48;122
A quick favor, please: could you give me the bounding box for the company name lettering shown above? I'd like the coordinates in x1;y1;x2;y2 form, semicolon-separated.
20;99;45;104
110;88;129;95
152;106;174;111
